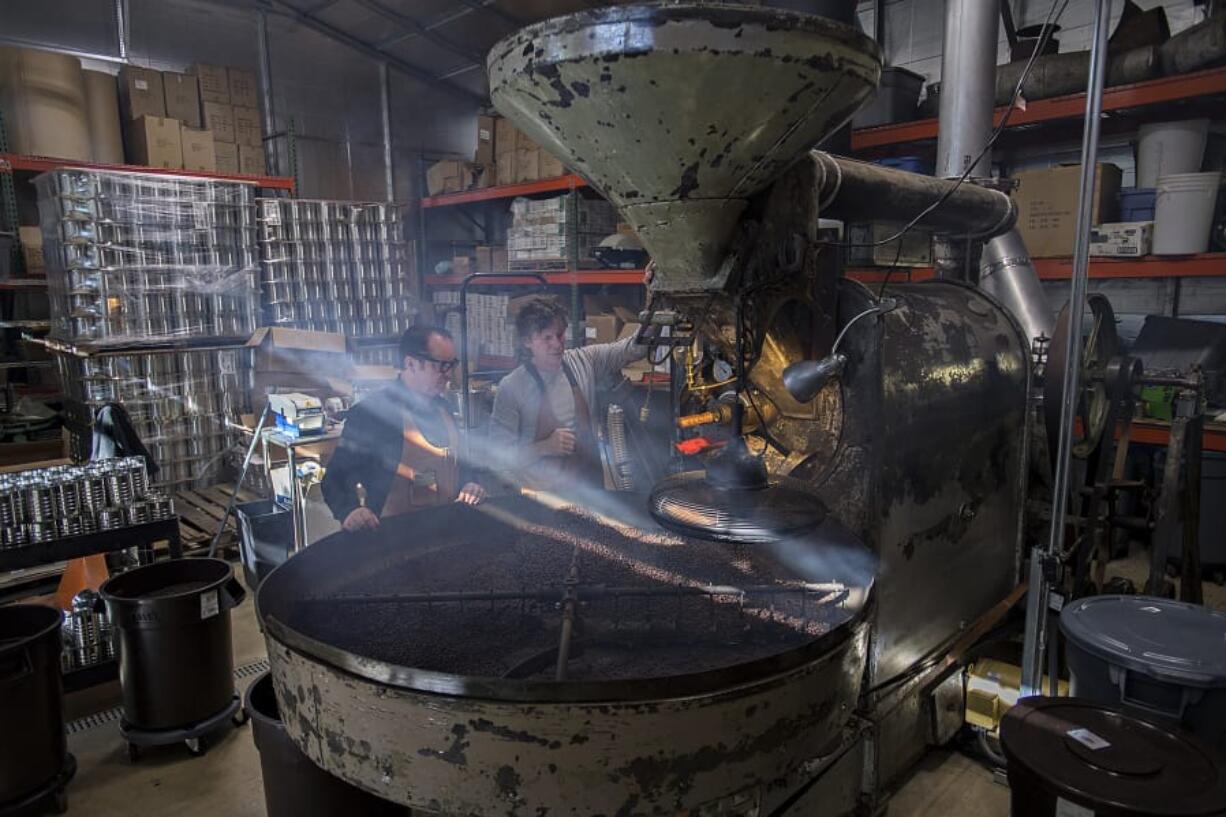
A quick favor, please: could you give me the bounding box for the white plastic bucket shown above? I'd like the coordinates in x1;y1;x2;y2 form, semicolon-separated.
1153;171;1222;255
1137;119;1209;188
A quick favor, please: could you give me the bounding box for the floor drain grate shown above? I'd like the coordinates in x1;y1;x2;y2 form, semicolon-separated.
66;657;270;736
67;708;122;736
234;658;270;679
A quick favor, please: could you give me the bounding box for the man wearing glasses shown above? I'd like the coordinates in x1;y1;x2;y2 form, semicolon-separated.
322;324;487;532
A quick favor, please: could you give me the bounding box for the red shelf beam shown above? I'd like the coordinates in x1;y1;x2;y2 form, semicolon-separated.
852;66;1226;151
422;174;588;208
0;153;296;191
426;269;645;286
847;253;1226;283
1127;420;1226;454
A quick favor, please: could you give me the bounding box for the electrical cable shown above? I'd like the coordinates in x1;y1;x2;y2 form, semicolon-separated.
859;0;1073;296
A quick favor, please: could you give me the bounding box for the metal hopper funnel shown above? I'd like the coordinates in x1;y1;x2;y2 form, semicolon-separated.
488;3;882;292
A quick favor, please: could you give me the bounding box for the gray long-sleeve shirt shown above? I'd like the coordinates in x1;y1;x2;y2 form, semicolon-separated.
488;335;647;486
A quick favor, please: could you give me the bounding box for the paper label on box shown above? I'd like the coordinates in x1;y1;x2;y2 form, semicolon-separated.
135;79;148;90
585;327;596;339
479;128;491;140
1055;797;1094;817
1066;728;1110;751
200;589;220;619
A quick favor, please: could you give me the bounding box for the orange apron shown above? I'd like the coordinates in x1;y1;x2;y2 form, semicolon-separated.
530;365;602;489
381;403;461;518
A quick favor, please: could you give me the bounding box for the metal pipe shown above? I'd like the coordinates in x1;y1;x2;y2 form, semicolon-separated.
257;11;278;176
936;0;999;178
114;0;129;62
380;62;394;202
980;229;1055;345
812;152;1016;239
1020;0;1112;697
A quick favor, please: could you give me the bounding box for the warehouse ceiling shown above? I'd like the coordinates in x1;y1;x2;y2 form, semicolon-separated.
256;0;634;102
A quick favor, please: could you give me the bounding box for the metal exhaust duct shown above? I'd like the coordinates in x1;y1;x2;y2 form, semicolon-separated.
935;0;1054;342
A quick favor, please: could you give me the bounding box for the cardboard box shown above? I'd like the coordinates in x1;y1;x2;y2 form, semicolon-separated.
1013;163;1123;257
193;63;230;104
539;150;564;179
214;141;239;174
128;116;183;169
180;126;216;171
247;327;351;396
476;114;496;165
496;152;517;186
495;117;519;153
1090;221;1153;257
228;68;259;109
475;245;509;273
118;66;166;120
202;102;235;143
427;160;457;196
427;159;474;196
584;312;623;345
162;72;202;128
18;226;43;273
233;105;262;148
239;144;266;176
515;146;541;183
452;256;473;276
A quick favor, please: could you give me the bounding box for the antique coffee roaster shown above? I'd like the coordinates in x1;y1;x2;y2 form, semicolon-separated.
259;3;1043;814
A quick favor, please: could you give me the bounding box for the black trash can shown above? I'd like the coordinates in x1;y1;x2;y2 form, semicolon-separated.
236;499;293;591
0;604;67;808
1001;696;1226;817
101;558;245;731
246;672;406;816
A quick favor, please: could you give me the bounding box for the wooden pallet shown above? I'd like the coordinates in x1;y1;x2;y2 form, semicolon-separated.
175;483;261;555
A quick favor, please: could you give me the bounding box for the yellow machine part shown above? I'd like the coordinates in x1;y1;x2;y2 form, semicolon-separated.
966;658;1068;734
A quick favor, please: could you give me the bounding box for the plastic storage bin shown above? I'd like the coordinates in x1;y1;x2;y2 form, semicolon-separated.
1118;187;1156;222
236;499;293;590
852;67;924;128
1060;595;1226;751
874;156;933;175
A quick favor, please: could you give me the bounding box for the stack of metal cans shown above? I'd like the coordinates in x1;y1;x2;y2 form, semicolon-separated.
0;458;176;549
37;168;260;346
258;198;417;338
56;347;252;488
61;589;116;671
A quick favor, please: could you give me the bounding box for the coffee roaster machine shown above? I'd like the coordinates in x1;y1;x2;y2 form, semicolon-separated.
256;4;1077;815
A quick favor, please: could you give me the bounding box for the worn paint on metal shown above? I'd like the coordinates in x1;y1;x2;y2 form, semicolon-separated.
265;621;868;815
487;3;881;290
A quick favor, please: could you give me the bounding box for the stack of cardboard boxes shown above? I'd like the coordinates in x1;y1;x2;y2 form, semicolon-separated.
433;290;541;361
507;194;619;270
425;114;568;196
119;63;265;176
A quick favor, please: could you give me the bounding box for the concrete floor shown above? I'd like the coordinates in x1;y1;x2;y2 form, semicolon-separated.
54;551;1225;817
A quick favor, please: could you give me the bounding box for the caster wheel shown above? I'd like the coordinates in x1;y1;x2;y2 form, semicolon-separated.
53;789;68;814
127;743;140;763
186;737;207;757
232;708;250;727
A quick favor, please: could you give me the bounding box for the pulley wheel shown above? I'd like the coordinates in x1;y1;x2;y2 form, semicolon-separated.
1044;293;1119;462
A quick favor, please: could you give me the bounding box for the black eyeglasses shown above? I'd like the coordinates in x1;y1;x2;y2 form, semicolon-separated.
411;355;458;374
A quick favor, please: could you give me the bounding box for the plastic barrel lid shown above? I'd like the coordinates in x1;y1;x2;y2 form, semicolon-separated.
1060;595;1226;687
1001;697;1226;816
